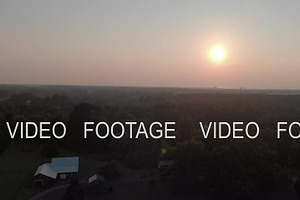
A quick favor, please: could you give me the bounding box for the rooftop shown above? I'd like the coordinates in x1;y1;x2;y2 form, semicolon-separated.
34;156;79;179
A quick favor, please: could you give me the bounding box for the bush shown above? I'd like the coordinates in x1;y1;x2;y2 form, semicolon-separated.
98;160;122;180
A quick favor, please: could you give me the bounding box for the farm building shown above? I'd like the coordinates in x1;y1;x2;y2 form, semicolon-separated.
88;174;113;192
34;156;79;185
88;174;105;185
34;163;57;186
51;157;79;179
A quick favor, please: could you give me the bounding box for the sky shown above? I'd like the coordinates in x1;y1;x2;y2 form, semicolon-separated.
1;0;300;89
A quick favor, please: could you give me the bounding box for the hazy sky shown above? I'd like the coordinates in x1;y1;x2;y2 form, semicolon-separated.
1;0;300;89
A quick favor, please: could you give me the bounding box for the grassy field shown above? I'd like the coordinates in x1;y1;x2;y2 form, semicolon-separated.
1;141;298;200
0;141;45;200
0;141;159;200
0;141;76;200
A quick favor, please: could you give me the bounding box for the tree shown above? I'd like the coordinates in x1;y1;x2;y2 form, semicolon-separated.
0;112;14;154
203;140;288;199
65;103;106;152
98;160;122;180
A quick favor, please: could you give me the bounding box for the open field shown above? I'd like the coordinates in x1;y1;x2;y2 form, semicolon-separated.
0;141;46;200
0;141;161;200
0;141;75;200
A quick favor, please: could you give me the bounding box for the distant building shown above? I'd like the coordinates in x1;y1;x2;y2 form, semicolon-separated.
88;174;113;193
34;156;79;186
88;174;105;185
158;160;174;175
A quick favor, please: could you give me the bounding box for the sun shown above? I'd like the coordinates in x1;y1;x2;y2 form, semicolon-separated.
211;47;225;61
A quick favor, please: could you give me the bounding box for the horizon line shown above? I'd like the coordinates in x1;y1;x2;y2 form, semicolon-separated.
0;83;300;91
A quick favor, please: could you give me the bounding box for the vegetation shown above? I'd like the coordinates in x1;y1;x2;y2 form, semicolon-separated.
1;85;300;199
62;178;84;200
98;160;122;180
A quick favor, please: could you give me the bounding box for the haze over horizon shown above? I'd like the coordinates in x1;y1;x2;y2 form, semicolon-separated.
1;1;300;89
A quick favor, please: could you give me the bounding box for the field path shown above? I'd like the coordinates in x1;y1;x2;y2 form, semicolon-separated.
28;184;69;200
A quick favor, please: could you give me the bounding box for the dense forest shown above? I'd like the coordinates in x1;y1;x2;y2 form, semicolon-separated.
1;85;300;199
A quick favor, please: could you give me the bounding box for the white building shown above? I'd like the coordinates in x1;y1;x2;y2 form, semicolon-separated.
34;156;79;185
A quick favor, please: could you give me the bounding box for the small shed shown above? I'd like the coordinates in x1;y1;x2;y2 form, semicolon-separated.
88;174;105;185
87;174;113;193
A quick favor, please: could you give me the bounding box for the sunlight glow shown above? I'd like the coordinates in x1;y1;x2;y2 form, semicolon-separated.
211;47;225;61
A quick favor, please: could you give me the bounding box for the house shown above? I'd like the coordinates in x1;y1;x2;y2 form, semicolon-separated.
34;163;57;186
51;157;79;180
34;156;79;185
